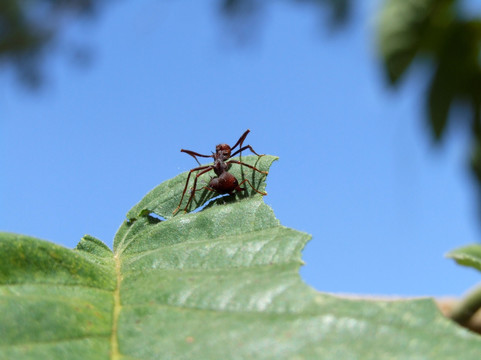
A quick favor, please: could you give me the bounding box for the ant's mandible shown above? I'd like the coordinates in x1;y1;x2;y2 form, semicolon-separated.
173;129;268;215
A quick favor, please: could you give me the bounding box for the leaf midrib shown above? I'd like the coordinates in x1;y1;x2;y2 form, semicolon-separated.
110;253;122;360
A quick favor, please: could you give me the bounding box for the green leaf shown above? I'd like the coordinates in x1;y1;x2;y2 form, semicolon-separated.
446;243;481;272
0;233;115;359
446;245;481;325
2;157;481;359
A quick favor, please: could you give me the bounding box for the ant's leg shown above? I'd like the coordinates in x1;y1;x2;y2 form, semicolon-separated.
230;129;250;152
181;149;213;166
227;160;268;175
237;179;267;196
194;186;216;192
173;165;212;215
230;145;264;158
183;167;214;212
181;149;212;158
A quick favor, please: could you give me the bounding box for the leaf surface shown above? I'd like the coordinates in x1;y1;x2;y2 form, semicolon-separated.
2;155;481;359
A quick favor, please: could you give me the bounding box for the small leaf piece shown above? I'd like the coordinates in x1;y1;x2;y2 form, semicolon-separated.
446;243;481;272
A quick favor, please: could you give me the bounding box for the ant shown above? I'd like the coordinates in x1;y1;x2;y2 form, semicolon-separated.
173;129;268;215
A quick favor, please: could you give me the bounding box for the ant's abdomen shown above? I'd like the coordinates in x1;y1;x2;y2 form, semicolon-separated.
209;172;239;194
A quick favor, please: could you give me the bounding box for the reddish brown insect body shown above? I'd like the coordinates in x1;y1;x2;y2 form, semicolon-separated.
173;129;268;215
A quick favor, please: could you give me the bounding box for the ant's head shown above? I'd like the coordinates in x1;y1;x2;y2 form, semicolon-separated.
216;143;231;159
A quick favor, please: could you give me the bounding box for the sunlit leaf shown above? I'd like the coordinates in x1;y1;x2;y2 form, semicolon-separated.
2;157;481;359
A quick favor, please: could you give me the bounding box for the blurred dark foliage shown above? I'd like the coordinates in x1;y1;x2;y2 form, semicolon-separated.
219;0;350;27
379;0;481;221
0;0;101;87
216;0;351;47
1;0;348;88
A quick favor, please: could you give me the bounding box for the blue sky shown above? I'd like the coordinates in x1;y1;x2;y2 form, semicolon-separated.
1;0;480;296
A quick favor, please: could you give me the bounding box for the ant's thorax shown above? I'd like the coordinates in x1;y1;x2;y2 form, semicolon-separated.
213;158;229;176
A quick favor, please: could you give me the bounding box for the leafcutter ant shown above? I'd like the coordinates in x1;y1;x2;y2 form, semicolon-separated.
173;129;268;215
